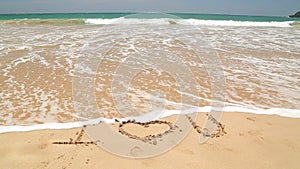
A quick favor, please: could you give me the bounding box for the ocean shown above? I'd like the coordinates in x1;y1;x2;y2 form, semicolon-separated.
0;13;299;133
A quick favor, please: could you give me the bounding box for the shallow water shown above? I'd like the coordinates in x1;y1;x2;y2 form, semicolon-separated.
0;18;299;129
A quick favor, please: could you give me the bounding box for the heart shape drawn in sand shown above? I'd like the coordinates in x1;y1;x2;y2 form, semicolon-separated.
118;120;177;143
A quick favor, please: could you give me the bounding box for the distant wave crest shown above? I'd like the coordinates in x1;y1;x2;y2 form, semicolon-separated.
0;18;296;27
84;18;294;27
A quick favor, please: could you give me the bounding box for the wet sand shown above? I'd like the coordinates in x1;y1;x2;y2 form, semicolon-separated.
1;112;300;169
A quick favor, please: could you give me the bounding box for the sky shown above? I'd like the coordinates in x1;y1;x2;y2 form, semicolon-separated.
0;0;299;16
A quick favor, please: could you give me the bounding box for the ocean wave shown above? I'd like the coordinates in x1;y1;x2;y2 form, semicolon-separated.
0;106;299;134
183;19;293;27
290;21;300;27
0;18;295;27
84;18;294;27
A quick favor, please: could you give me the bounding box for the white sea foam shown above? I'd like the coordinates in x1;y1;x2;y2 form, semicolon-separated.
0;106;299;134
85;18;123;25
84;18;293;27
85;18;173;25
182;19;293;27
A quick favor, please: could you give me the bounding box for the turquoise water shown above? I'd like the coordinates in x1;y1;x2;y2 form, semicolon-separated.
0;13;299;21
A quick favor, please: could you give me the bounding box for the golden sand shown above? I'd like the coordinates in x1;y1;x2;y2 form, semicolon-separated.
1;112;300;169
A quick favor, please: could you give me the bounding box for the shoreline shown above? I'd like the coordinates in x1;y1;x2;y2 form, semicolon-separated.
1;106;300;134
1;112;300;169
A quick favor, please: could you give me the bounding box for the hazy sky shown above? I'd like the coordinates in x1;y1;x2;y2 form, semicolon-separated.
0;0;299;16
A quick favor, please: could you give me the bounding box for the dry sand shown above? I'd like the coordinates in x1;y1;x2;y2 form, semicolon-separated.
1;112;300;169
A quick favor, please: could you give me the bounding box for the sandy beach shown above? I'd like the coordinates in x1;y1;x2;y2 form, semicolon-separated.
1;112;300;169
1;12;300;169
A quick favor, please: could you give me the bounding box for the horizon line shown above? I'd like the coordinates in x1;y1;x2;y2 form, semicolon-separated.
0;11;291;18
